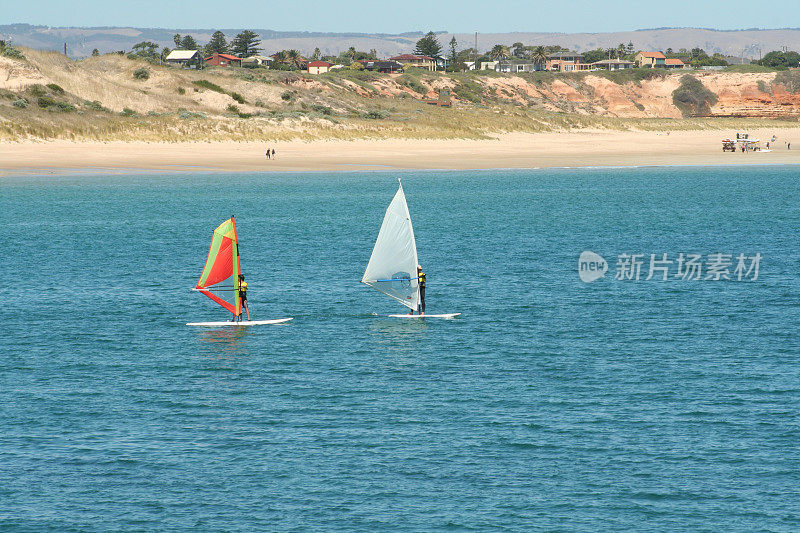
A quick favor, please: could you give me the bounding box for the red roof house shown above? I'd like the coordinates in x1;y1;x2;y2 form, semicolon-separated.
388;54;435;71
307;60;332;74
205;53;242;67
665;58;687;68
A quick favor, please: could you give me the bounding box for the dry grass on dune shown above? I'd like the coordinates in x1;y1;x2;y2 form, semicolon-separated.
0;47;798;142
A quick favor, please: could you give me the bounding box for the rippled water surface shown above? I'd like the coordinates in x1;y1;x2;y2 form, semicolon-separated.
2;167;799;531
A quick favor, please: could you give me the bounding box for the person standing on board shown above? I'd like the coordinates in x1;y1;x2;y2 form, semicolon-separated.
416;265;426;315
239;274;251;321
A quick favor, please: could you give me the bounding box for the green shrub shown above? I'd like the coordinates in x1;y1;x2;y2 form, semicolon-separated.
311;104;333;115
230;91;245;104
37;96;76;112
120;107;137;116
280;91;294;101
0;44;25;59
772;70;800;94
452;81;483;103
177;86;186;95
133;68;150;80
398;74;427;94
672;75;718;117
756;80;771;94
83;100;107;111
29;84;47;97
12;98;28;108
177;109;206;119
723;64;775;73
599;68;667;86
46;83;64;94
226;103;240;113
192;79;225;93
362;110;389;119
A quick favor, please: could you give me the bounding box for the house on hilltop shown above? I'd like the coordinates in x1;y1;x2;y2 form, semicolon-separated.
307;60;332;74
241;55;272;68
165;50;202;68
546;52;589;72
388;54;435;71
635;51;666;68
205;53;242;67
495;59;537;73
665;58;688;69
357;60;404;73
590;59;635;71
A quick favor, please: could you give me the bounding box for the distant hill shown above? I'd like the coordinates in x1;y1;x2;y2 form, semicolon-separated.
3;24;800;59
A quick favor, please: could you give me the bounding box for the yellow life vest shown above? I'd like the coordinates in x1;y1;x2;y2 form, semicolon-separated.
239;281;248;292
418;272;426;284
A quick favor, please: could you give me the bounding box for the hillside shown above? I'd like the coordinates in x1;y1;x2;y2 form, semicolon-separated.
2;48;800;142
4;24;800;59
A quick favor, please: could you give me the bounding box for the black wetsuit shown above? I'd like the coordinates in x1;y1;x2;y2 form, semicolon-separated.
418;272;426;314
239;281;248;317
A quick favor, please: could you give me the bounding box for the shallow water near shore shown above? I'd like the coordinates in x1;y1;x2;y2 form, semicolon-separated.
2;166;799;531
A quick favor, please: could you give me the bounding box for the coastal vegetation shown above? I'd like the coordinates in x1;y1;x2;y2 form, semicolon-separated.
672;75;718;117
1;47;799;142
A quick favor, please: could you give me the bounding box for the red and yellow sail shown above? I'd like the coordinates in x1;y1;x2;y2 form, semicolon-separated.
196;217;242;316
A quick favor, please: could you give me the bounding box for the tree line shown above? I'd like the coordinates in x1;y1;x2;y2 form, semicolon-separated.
126;30;263;63
120;28;800;72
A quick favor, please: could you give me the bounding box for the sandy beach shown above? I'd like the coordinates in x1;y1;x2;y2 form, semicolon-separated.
2;128;800;175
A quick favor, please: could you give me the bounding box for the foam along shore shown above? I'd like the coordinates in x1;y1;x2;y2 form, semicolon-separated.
1;128;799;176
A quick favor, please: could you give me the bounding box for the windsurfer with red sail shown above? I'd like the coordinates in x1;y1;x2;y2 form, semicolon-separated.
239;274;250;321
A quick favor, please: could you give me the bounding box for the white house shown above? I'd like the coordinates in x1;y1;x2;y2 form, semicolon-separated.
165;50;202;67
241;54;272;67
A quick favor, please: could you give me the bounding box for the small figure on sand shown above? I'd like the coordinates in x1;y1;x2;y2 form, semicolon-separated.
272;148;276;159
266;147;271;159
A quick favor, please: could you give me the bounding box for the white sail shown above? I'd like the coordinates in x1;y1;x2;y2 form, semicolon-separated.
362;180;419;310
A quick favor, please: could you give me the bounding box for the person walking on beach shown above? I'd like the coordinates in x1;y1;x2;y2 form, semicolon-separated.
238;274;250;321
271;148;276;159
266;147;271;159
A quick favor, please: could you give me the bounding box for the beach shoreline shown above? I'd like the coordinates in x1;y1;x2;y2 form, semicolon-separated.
2;128;800;176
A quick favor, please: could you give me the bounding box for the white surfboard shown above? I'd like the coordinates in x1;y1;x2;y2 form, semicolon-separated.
387;313;461;319
187;318;293;326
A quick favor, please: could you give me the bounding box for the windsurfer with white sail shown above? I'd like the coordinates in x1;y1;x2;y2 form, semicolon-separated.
410;265;426;315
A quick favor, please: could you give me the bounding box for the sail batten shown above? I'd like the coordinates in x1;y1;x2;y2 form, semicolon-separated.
196;217;242;316
362;182;419;310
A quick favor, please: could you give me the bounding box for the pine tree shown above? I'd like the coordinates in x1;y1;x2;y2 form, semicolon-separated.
311;47;321;60
204;31;229;56
449;36;458;65
180;34;198;51
413;31;442;57
230;30;262;58
173;34;182;48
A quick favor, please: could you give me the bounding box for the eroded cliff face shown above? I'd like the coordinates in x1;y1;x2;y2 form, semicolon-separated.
463;72;800;119
4;48;800;120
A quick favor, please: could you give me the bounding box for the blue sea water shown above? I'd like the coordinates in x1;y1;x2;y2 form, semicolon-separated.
1;166;799;531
